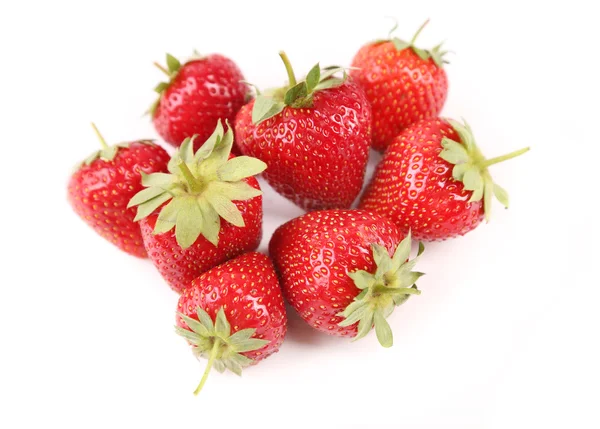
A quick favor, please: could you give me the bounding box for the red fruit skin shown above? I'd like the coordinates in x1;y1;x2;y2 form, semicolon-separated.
153;54;248;149
269;209;403;337
350;42;448;152
67;142;170;258
140;176;263;293
234;80;372;211
359;118;483;241
177;252;287;362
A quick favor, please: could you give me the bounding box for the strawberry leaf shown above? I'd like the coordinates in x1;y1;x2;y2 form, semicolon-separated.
493;183;509;208
252;95;285;124
166;53;181;74
441;119;529;220
385;20;449;68
174;197;203;249
133;193;172;222
284;81;308;105
217;157;266;182
340;237;424;347
205;193;245;228
176;306;271;394
392;38;410;50
250;55;349;118
305;63;321;93
374;311;393;348
128;120;264;249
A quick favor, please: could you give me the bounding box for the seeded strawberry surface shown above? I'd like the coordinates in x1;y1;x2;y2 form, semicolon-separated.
235;80;372;210
129;122;267;293
68;141;170;257
153;54;248;148
177;252;287;362
359;118;483;240
350;40;448;151
269;210;405;337
139;176;263;293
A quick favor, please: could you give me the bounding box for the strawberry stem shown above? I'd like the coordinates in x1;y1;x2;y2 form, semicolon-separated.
410;19;430;45
178;162;202;193
193;338;221;395
481;147;530;168
91;122;108;150
153;62;170;76
278;51;297;87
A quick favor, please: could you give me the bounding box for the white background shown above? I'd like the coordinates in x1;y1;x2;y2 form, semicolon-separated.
1;1;598;428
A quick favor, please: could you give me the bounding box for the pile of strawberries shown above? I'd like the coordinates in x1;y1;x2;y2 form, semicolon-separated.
68;21;528;394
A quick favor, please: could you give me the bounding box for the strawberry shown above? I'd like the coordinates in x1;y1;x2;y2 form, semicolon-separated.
67;124;170;257
128;121;266;293
176;252;287;394
269;209;424;347
359;118;530;241
235;52;371;211
150;52;248;149
350;20;449;152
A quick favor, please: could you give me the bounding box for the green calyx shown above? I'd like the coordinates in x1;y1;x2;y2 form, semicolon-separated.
339;233;425;348
377;19;448;68
148;51;205;116
439;119;530;222
251;51;348;124
76;123;154;169
127;120;266;249
176;307;269;395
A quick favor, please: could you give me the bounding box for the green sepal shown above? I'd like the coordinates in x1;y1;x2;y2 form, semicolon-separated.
128;120;266;249
166;53;181;74
380;19;449;69
251;95;285;124
154;82;169;93
75;139;155;170
338;232;425;347
284;82;308;106
176;306;270;390
250;57;349;124
440;119;530;221
147;51;205;116
493;183;509;208
374;311;393;348
305;63;321;92
392;38;410;50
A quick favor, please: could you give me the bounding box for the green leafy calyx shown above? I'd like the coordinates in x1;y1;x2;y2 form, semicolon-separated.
148;51;206;116
128;120;266;249
377;19;448;68
176;307;269;395
76;123;154;169
251;51;348;124
339;232;424;348
439;119;530;222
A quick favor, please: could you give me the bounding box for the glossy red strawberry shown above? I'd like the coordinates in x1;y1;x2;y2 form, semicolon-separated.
350;20;449;151
235;52;371;211
176;252;287;394
269;209;424;347
67;124;170;257
150;53;248;149
129;121;266;293
359;118;530;241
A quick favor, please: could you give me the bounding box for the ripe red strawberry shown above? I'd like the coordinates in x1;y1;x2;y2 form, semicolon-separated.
359;118;530;241
67;124;170;257
176;252;287;394
235;52;371;211
350;20;449;151
129;121;266;293
269;209;424;347
150;52;248;149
